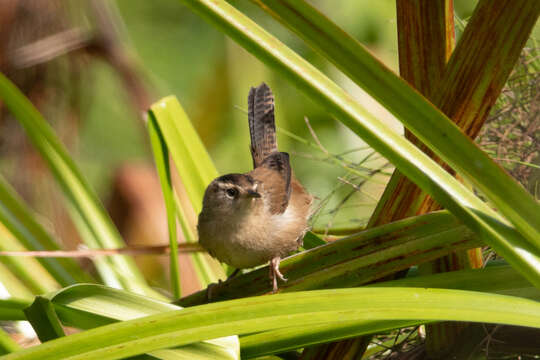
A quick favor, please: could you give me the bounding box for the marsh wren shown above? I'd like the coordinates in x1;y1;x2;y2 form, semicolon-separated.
197;83;312;292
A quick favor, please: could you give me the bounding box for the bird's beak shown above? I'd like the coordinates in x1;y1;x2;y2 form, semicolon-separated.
247;189;261;198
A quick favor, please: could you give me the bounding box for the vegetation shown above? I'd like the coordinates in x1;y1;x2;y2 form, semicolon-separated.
0;0;538;358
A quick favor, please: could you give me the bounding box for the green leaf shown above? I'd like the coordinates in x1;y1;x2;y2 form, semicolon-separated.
371;263;540;300
240;320;423;358
49;284;239;359
5;287;540;360
148;96;218;213
148;114;181;298
0;297;30;321
148;97;226;286
301;232;326;250
174;0;540;289
23;296;65;342
0;73;160;298
240;264;539;357
0;174;91;286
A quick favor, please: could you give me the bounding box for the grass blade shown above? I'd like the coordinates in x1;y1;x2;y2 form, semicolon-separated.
23;296;65;342
148;114;181;298
5;287;540;360
240;320;423;358
371;263;540;300
49;284;239;359
148;96;218;213
149;97;226;286
0;298;30;321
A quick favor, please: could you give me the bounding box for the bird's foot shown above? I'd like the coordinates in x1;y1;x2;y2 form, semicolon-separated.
270;257;287;293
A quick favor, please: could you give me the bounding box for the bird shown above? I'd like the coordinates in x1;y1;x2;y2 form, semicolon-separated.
197;82;312;293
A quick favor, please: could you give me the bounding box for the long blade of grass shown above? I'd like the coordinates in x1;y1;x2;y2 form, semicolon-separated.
147;114;181;298
371;263;540;300
5;287;540;360
251;0;540;245
227;264;540;358
148;96;218;213
0;298;30;321
148;97;226;286
173;0;540;288
0;73;159;297
47;284;239;359
240;320;424;359
0;175;91;285
23;296;65;342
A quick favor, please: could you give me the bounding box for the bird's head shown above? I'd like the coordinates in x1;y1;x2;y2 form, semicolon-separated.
201;173;261;214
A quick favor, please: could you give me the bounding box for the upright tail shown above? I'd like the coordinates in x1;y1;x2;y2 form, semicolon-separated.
248;83;277;168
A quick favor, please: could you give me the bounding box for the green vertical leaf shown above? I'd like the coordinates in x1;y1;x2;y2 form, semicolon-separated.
148;96;218;213
148;97;226;286
23;296;65;342
147;115;181;299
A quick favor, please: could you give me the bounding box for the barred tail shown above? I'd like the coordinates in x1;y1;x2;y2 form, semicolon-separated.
248;82;277;168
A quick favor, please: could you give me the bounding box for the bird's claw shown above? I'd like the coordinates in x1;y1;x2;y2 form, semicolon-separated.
270;257;287;293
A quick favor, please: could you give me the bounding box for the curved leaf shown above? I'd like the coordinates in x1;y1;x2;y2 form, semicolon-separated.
4;287;540;360
49;284;239;360
0;298;30;321
240;264;539;357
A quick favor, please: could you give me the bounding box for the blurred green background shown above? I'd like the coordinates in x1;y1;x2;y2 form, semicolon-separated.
2;0;533;233
83;0;484;227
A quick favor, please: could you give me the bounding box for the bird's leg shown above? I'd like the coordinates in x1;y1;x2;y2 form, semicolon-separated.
270;256;287;293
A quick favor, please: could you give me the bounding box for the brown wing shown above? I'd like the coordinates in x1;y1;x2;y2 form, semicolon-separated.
248;83;277;168
259;152;291;214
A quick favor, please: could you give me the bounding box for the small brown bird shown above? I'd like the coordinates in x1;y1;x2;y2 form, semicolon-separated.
197;83;312;292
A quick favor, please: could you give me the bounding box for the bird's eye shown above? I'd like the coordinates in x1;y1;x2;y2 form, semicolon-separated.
225;188;238;198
